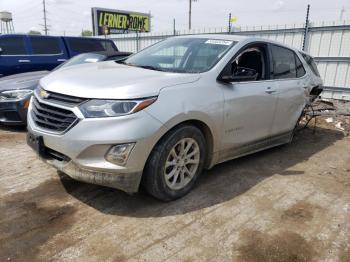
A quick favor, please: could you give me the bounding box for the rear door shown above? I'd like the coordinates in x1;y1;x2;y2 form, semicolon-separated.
28;36;68;71
0;35;30;76
269;44;307;136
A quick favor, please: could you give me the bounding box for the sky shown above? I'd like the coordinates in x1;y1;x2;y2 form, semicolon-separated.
0;0;349;36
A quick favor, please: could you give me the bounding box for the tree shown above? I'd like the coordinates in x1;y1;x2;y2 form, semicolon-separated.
81;30;93;36
28;30;41;35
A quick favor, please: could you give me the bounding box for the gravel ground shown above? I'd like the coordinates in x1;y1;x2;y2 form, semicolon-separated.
0;116;349;261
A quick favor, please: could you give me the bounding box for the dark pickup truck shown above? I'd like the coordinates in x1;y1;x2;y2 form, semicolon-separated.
0;34;118;77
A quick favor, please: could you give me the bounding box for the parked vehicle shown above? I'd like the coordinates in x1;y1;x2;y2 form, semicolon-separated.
27;35;323;201
0;51;132;125
0;34;119;77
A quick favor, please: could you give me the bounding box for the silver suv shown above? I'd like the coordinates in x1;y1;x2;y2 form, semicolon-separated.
27;35;323;201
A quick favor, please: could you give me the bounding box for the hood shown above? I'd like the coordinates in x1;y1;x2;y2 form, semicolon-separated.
0;71;49;92
40;61;200;99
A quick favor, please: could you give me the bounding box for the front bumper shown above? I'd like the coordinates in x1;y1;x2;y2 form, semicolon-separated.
27;98;168;193
0;96;31;125
48;159;143;193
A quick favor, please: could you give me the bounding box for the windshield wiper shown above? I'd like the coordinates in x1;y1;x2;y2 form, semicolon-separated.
121;62;188;73
165;68;189;73
137;65;165;71
120;62;164;72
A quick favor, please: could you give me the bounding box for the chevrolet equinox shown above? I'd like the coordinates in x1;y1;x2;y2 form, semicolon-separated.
27;35;323;201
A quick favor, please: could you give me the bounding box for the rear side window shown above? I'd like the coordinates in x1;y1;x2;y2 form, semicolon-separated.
302;53;320;77
271;45;304;79
30;37;61;54
67;38;106;53
296;55;306;78
0;36;27;55
100;40;118;52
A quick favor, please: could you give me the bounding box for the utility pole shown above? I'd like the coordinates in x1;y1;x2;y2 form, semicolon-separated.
43;0;48;35
189;0;192;30
302;4;310;51
188;0;198;30
340;7;345;21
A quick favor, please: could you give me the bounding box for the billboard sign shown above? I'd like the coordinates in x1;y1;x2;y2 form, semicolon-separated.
92;7;151;35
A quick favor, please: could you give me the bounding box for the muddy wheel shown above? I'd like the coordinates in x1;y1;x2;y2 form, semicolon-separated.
143;125;206;201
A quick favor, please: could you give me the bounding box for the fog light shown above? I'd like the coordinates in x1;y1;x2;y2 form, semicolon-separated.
105;143;135;166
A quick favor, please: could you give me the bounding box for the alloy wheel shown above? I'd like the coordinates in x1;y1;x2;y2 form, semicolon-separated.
164;138;200;190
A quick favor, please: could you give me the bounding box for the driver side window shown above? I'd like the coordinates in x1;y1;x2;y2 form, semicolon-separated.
227;44;268;82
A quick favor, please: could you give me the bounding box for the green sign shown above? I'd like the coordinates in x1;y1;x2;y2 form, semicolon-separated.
92;8;151;35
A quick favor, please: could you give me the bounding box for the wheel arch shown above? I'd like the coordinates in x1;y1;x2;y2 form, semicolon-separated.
146;118;216;171
176;119;214;169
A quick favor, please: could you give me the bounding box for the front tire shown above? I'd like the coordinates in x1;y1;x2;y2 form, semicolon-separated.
143;125;206;201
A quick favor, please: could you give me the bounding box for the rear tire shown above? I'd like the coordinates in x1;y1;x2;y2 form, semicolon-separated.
143;124;206;201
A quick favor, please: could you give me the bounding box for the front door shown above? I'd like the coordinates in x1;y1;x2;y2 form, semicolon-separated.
28;36;68;71
217;43;279;161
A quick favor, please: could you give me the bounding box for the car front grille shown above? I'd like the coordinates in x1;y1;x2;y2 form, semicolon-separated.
31;96;78;133
44;90;86;105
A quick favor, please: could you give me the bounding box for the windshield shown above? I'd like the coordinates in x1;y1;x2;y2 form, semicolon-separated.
54;53;106;71
123;37;237;73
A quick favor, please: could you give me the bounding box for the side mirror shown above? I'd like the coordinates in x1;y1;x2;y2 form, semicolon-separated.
220;66;258;83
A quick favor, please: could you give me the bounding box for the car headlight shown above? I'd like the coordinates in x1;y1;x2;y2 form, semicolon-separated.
79;97;157;118
0;89;33;102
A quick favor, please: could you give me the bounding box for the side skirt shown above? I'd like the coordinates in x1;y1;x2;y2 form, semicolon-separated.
217;131;293;165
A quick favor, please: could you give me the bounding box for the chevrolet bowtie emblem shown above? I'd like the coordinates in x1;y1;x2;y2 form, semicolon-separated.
40;89;50;99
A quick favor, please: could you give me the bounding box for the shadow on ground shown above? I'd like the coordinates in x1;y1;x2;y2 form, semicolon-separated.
0;124;27;133
58;127;344;217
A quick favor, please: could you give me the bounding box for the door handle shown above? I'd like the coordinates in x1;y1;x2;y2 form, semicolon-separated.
18;59;31;63
265;87;276;94
57;59;67;62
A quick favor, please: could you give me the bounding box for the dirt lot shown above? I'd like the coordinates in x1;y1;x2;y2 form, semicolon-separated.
0;116;349;261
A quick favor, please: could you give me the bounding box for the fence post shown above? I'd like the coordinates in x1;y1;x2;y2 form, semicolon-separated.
136;31;139;52
228;13;232;33
302;4;311;51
